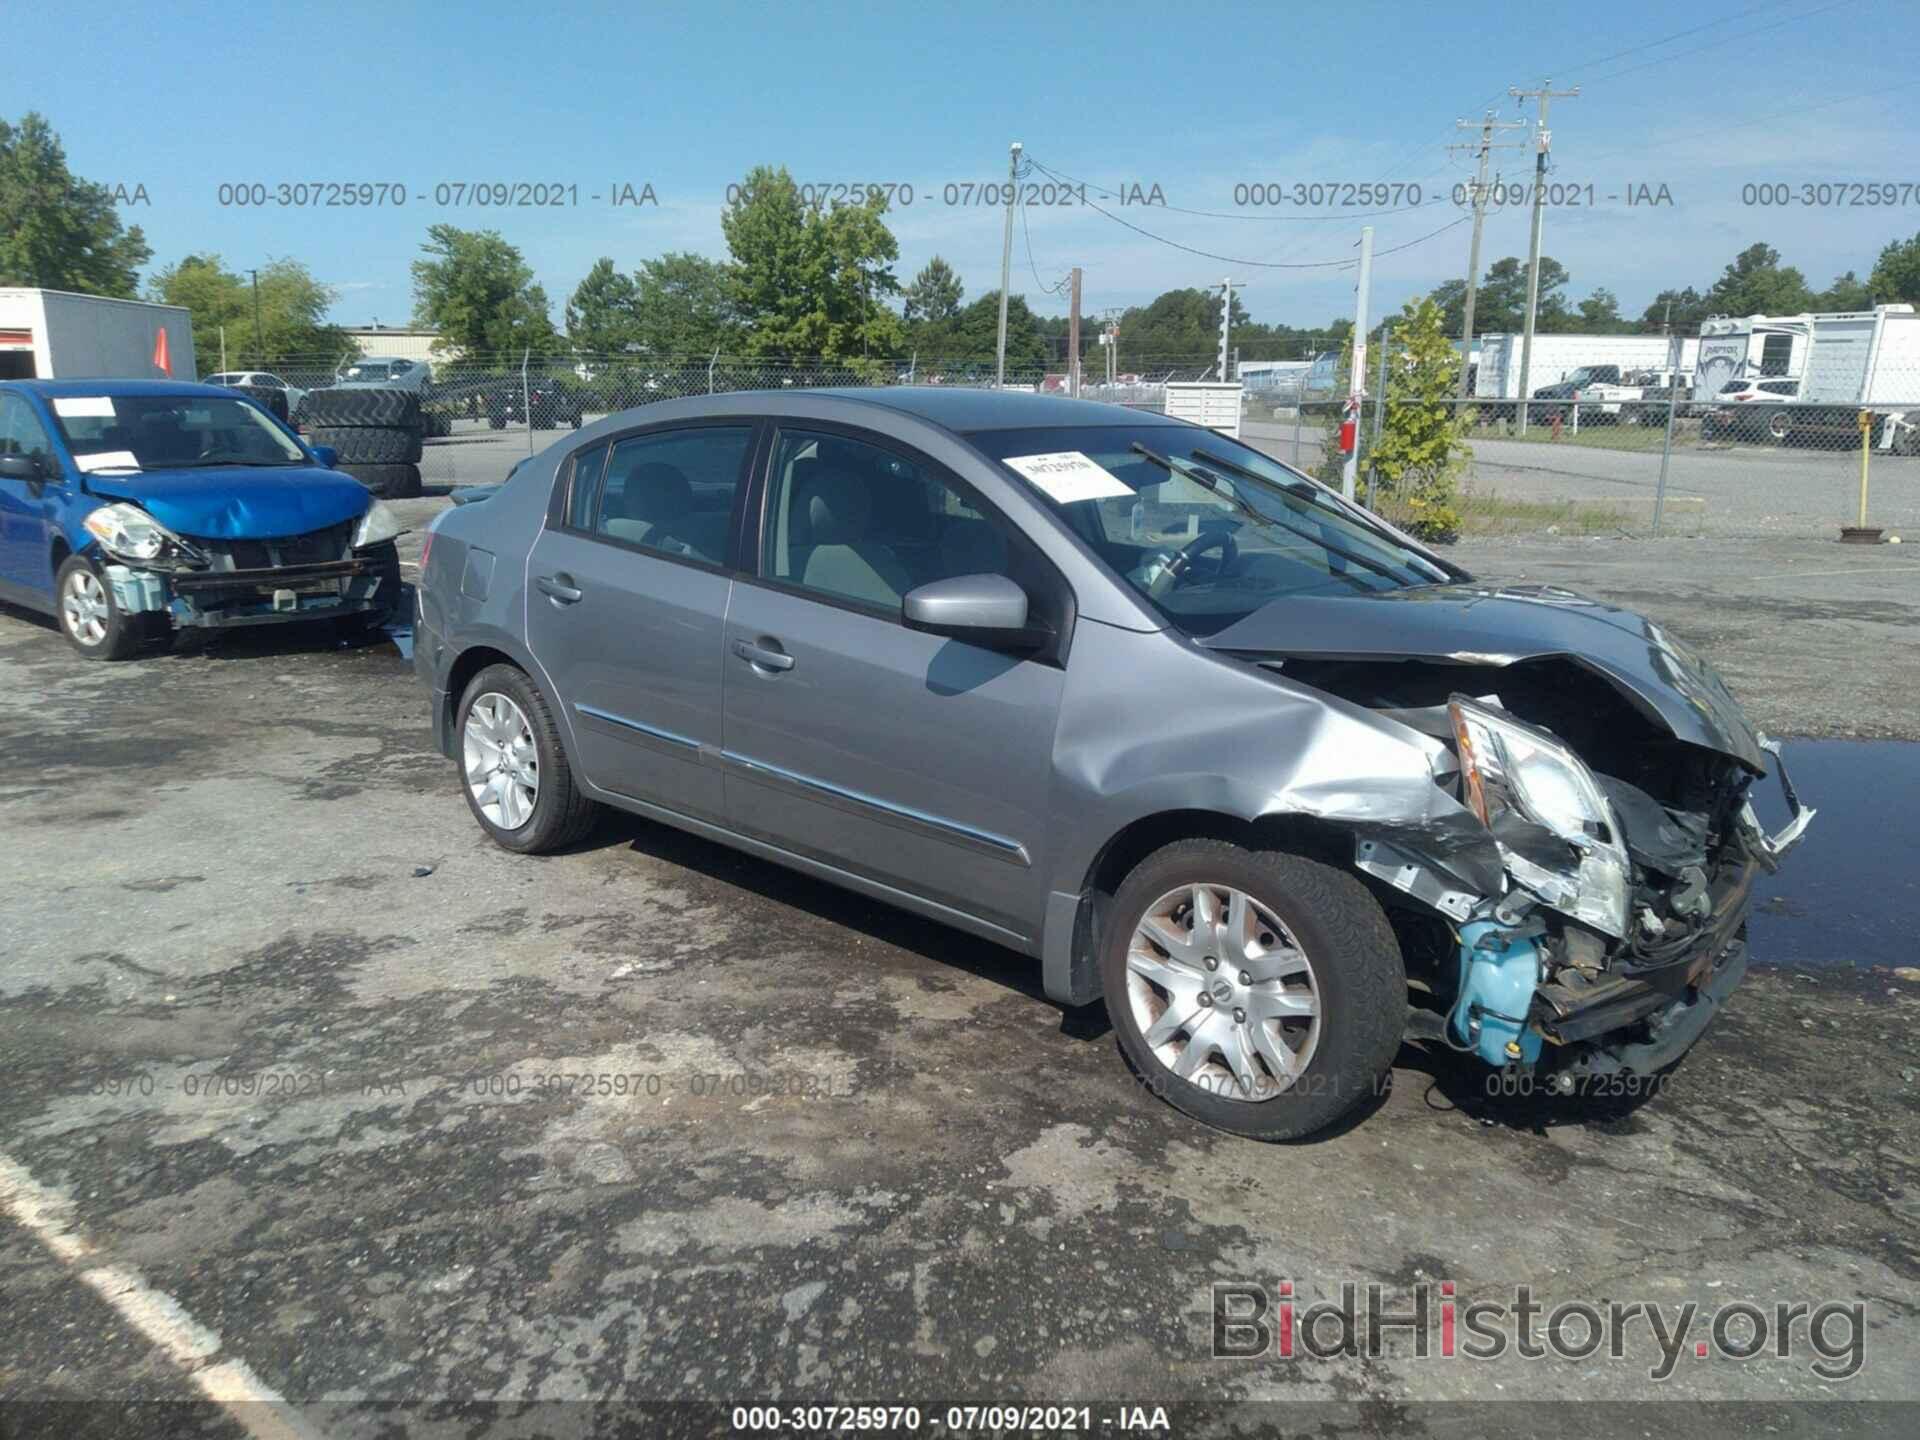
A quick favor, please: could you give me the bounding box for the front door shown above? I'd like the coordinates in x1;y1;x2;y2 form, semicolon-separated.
524;422;756;825
720;426;1069;940
0;393;58;601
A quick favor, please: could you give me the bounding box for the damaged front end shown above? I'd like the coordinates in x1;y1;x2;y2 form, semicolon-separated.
1270;646;1812;1086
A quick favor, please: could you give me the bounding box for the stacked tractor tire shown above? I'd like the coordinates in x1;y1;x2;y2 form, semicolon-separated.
295;388;424;498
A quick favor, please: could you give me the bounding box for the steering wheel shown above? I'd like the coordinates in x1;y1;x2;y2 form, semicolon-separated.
1147;528;1238;599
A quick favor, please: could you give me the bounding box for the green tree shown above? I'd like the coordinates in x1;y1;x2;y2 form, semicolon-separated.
902;256;964;326
0;112;151;297
1705;242;1813;317
720;165;902;364
1426;256;1569;335
1111;287;1251;362
1868;233;1920;307
1639;286;1710;334
565;258;642;356
632;252;738;354
1572;288;1633;334
148;254;348;368
1817;270;1872;311
1317;299;1466;540
922;292;1049;371
411;225;557;357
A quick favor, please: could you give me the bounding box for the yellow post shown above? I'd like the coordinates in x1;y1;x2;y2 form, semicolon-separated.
1858;409;1872;527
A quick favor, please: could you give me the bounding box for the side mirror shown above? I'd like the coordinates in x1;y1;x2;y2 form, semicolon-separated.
310;444;338;469
0;453;43;482
902;573;1038;646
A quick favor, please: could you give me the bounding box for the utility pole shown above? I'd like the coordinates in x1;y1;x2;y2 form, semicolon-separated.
1449;112;1527;399
248;268;263;367
995;141;1022;388
1510;82;1578;434
1342;227;1373;500
1068;267;1082;398
1216;277;1243;382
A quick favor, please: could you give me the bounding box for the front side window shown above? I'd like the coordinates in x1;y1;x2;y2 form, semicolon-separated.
967;424;1448;637
594;426;751;566
0;393;54;463
50;394;305;469
761;428;1019;611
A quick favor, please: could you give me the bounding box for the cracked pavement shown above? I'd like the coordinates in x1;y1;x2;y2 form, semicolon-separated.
0;517;1915;1433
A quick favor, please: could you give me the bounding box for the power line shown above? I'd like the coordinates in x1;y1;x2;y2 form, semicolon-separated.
1018;199;1069;296
1556;0;1800;78
1579;0;1859;84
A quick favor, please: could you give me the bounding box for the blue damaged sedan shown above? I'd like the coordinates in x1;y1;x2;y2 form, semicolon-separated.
0;380;406;659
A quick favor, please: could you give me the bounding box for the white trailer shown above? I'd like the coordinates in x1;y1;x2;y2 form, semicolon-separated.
0;288;196;382
1783;305;1920;452
1471;333;1698;402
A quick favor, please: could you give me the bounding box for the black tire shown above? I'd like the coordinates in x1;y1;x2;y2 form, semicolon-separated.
297;386;422;429
230;383;290;422
343;462;421;499
456;663;600;853
1101;839;1405;1141
308;425;423;465
54;554;149;661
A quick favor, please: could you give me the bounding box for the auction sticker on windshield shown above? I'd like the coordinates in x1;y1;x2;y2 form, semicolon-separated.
52;396;115;419
1002;451;1132;504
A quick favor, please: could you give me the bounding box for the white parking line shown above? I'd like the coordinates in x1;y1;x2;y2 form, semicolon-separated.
0;1150;318;1440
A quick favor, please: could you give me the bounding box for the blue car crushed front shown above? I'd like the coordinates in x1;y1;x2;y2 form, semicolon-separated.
0;379;406;658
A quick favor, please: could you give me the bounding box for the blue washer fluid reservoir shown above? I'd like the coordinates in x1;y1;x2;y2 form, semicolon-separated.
1451;920;1546;1069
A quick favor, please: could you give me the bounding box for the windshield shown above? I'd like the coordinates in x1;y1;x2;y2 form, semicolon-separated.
51;393;308;469
967;423;1451;637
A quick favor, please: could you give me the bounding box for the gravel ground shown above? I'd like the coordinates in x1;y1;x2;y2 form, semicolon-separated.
0;494;1914;1435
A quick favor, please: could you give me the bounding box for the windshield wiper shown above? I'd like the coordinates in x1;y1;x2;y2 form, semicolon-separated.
1189;445;1452;581
1129;442;1415;587
174;459;300;468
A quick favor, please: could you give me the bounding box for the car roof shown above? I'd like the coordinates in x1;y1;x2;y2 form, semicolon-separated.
799;386;1188;433
4;378;237;399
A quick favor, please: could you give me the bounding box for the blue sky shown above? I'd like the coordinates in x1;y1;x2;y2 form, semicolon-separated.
13;0;1918;340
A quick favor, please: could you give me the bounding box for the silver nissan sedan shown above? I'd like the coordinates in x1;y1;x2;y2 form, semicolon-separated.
413;389;1811;1140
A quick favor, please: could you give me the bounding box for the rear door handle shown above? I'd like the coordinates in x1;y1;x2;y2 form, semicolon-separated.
536;573;583;604
733;638;795;672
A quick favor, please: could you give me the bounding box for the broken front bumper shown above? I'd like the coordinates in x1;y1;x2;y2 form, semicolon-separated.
105;554;397;630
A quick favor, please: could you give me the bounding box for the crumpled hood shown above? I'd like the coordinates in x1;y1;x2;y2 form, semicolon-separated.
82;465;371;540
1200;583;1767;772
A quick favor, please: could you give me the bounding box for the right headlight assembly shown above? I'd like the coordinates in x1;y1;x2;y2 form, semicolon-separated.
1449;698;1632;938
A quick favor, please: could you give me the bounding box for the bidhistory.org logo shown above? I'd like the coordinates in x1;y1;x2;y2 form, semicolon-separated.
1212;1281;1865;1381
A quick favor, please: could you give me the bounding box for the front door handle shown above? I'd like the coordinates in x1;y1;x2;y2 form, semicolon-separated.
536;573;583;605
732;638;795;672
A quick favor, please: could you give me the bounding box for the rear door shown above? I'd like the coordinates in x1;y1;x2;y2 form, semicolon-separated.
524;421;758;825
718;423;1070;939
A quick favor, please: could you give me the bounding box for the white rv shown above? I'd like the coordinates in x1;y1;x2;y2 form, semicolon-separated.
1692;314;1811;401
0;289;197;381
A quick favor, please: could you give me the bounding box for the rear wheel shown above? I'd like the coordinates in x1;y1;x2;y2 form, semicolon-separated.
456;664;599;853
1102;839;1405;1140
55;555;147;661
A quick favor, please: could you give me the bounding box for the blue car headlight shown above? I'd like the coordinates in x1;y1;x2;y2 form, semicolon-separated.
352;500;406;550
83;502;177;563
1449;698;1632;938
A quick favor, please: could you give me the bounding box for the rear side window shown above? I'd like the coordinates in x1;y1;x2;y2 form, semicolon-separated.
595;426;752;566
565;442;609;529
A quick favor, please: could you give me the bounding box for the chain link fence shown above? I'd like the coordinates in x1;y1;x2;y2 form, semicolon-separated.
200;348;1916;540
1248;371;1920;542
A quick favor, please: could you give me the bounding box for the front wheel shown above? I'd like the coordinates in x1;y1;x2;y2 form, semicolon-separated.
56;555;148;661
1102;839;1405;1140
456;664;599;853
